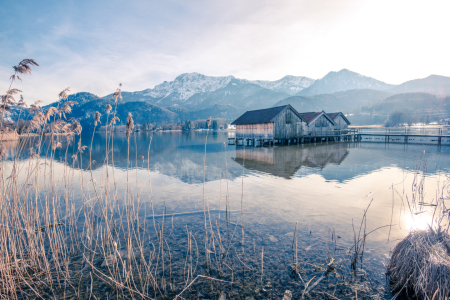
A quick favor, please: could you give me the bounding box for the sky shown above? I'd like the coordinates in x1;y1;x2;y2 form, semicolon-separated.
1;0;450;104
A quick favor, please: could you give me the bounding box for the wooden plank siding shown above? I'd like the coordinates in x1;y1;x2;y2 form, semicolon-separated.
236;123;274;139
272;107;304;139
333;115;349;130
235;106;305;140
305;115;335;135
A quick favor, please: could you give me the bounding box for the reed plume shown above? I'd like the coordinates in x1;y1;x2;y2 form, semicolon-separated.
17;95;26;108
126;112;134;140
1;59;38;128
59;101;78;119
44;107;59;121
94;111;101;126
29;100;42;114
109;116;120;126
71;120;82;134
11;58;39;81
0;89;23;128
112;84;123;103
58;87;70;100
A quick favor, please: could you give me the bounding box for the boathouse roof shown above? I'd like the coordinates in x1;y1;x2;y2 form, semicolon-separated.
299;111;336;125
231;105;305;125
327;112;351;125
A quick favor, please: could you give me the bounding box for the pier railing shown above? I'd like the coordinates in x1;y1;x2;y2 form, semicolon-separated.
305;129;359;137
359;127;450;136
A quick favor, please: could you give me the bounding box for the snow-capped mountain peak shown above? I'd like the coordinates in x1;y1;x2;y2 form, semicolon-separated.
250;75;315;95
143;73;235;101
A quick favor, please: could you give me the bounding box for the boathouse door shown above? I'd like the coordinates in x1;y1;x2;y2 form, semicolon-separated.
296;122;303;137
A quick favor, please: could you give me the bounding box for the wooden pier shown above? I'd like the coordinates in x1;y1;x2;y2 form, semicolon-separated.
228;130;360;146
359;133;450;146
229;129;450;147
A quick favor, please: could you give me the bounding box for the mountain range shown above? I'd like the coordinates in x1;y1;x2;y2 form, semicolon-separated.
32;69;450;129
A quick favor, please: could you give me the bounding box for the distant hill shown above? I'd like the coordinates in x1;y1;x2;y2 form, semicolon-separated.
388;75;450;96
360;93;450;125
274;89;392;113
183;104;241;120
47;97;178;131
41;93;241;131
362;92;450;114
297;69;393;96
166;104;241;121
58;92;103;106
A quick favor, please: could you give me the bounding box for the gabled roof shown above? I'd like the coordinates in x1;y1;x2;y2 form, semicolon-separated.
231;105;305;125
327;112;351;125
299;111;336;125
299;112;322;123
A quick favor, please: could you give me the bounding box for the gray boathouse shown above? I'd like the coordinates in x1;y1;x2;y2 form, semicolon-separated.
229;105;360;146
298;111;336;135
231;105;305;145
327;112;351;130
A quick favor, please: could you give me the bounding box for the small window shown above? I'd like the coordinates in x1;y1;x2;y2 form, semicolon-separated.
315;117;321;127
286;111;291;124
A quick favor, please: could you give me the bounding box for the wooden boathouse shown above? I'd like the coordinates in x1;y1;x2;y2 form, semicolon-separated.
230;105;450;147
231;105;305;146
229;105;360;146
298;111;336;135
327;112;351;130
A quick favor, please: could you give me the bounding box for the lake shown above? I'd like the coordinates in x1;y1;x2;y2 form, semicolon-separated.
3;130;450;299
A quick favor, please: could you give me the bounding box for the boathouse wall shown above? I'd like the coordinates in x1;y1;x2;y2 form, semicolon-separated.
272;107;304;139
306;115;335;135
333;115;349;130
236;123;274;139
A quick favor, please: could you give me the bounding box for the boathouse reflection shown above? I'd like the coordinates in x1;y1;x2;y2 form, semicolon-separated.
232;143;350;179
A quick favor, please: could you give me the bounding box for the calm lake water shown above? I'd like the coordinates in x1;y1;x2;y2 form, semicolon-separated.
4;130;450;299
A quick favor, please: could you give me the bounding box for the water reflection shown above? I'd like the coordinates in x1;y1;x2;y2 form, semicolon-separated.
13;131;450;184
1;139;19;160
233;143;350;179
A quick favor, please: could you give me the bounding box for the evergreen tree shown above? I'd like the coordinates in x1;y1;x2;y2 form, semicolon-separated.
212;120;218;130
185;120;192;131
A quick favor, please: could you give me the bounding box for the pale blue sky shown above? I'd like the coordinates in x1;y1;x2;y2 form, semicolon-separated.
1;0;450;104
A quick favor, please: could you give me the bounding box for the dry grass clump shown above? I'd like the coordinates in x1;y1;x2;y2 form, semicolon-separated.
387;229;450;299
